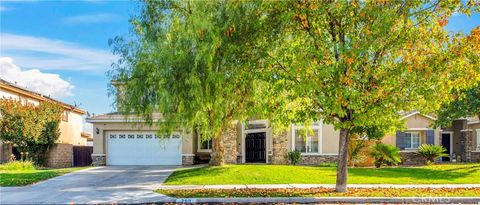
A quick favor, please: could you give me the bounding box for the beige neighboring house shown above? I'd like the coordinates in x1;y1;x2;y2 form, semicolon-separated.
0;79;89;167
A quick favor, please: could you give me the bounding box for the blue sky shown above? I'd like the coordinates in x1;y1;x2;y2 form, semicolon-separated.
0;0;138;115
0;1;479;116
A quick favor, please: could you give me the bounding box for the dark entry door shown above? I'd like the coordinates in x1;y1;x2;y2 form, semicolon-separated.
245;132;266;163
441;133;451;161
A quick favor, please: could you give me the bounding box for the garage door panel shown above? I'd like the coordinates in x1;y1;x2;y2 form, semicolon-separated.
106;131;182;165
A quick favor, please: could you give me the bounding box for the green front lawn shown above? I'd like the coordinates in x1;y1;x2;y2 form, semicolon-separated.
0;167;88;186
164;164;480;185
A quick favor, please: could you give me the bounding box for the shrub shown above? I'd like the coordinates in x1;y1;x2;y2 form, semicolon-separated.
370;143;401;168
348;139;367;167
417;144;448;164
0;160;36;171
288;150;301;165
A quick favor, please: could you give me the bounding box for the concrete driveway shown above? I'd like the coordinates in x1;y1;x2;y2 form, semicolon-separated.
0;166;179;204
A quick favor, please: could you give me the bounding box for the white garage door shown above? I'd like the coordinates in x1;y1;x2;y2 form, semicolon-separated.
106;131;182;165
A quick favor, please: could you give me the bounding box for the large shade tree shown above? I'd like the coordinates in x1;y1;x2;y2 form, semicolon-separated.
255;1;480;192
109;0;264;165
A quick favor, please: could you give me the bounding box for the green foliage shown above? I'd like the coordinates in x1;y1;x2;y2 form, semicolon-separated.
417;144;448;164
436;81;480;127
109;0;264;165
370;143;401;168
0;99;63;166
287;150;302;165
0;161;36;171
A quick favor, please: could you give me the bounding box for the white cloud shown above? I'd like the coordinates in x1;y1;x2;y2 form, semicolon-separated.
0;33;117;71
0;57;74;98
0;6;10;12
62;13;119;24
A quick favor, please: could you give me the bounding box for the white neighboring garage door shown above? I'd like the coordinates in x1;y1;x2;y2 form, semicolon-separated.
106;131;182;165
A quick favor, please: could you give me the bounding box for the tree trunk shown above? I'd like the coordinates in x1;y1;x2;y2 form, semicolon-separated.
336;128;349;192
210;133;225;166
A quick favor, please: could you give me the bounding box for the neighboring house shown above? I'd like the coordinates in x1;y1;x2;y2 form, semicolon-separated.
0;79;88;167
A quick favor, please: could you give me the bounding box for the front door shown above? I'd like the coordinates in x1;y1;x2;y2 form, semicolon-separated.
245;132;266;163
441;133;451;161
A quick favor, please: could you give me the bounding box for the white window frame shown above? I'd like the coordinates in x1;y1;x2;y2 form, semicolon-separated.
291;121;323;155
476;129;480;151
405;131;421;150
197;133;212;152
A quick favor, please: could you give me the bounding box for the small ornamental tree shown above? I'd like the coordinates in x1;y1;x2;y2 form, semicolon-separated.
0;99;63;165
109;0;264;166
255;1;480;192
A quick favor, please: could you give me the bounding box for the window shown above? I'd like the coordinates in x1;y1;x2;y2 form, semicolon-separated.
197;133;212;151
405;132;421;149
200;139;212;150
62;110;69;122
246;121;268;130
476;129;480;151
292;124;322;154
20;97;27;106
136;134;144;139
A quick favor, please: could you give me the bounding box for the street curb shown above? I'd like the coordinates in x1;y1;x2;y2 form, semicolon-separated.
164;197;480;204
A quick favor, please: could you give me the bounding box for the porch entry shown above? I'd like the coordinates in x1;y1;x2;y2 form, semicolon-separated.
245;132;266;163
441;133;452;161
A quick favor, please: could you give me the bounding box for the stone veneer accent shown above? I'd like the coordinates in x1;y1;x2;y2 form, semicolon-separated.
460;131;473;162
91;154;106;166
222;125;238;164
400;151;427;166
46;143;73;168
299;155;338;165
472;151;480;163
182;155;195;165
270;131;289;164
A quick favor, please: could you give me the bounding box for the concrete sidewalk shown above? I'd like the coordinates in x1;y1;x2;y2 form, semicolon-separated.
165;197;480;204
158;183;480;190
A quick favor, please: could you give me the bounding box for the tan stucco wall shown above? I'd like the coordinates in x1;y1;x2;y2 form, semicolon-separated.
322;124;340;154
58;112;86;145
469;123;480;151
0;89;40;106
382;114;441;146
91;122;194;155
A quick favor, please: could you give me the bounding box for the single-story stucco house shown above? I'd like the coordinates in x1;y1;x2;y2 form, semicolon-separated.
86;109;480;166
